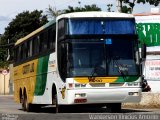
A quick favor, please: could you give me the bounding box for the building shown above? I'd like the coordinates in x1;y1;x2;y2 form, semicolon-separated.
134;8;160;92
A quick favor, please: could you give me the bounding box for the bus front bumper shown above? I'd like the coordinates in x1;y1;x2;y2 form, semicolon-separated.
65;88;141;104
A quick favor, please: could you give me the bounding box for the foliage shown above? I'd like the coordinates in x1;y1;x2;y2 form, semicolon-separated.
0;10;48;68
1;10;48;44
107;4;114;12
46;5;62;20
64;4;101;13
120;0;160;13
46;4;101;20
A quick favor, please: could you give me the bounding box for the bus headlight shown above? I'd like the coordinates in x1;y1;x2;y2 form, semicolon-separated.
68;83;86;89
75;93;86;98
128;92;139;96
75;83;86;88
75;83;81;87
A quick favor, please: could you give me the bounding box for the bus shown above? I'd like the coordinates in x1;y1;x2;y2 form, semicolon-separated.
13;12;145;113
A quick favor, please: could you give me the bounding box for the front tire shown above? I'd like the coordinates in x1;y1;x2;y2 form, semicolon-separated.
53;94;60;113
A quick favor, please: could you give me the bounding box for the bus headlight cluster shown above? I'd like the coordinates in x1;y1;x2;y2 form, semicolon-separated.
126;82;140;86
68;83;86;89
75;83;86;88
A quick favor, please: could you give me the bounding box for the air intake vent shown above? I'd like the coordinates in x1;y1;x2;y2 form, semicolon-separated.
109;83;124;87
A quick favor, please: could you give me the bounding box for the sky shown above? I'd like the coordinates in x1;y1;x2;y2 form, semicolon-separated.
0;0;159;34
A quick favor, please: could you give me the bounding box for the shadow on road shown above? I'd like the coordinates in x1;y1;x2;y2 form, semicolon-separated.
18;106;152;114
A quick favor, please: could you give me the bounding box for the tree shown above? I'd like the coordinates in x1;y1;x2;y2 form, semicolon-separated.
118;0;160;13
1;10;48;44
64;4;101;13
107;4;114;12
0;10;48;68
46;5;62;20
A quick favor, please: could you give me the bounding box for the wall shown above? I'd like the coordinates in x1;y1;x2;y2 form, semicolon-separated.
0;71;10;95
135;14;160;93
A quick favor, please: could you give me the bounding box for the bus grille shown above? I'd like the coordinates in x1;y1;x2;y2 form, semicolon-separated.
109;83;124;87
89;83;105;87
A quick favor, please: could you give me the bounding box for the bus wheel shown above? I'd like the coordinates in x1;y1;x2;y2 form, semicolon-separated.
53;94;60;113
22;95;26;111
24;93;32;112
108;103;122;113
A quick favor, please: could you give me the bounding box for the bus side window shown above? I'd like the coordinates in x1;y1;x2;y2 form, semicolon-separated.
20;45;23;60
33;36;39;55
15;47;18;62
24;43;28;58
58;19;65;40
48;24;56;51
52;24;56;50
18;46;21;62
22;43;26;60
40;31;48;52
37;35;40;53
39;33;44;52
27;40;32;57
29;40;33;57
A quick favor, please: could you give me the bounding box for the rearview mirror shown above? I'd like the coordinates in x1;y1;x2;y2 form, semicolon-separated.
141;43;146;60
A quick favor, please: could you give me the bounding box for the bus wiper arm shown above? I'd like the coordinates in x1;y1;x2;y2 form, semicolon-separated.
113;58;128;81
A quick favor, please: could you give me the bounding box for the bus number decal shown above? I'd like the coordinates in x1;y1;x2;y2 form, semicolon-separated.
23;63;34;74
89;77;103;83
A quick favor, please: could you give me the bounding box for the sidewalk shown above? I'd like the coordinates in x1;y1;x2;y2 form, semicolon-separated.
123;92;160;109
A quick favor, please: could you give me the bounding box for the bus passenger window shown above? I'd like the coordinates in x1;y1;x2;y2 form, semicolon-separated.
58;19;65;40
48;25;55;50
40;32;47;52
22;44;26;59
28;40;32;57
32;37;37;55
15;47;18;61
32;36;39;55
39;33;44;52
18;46;21;61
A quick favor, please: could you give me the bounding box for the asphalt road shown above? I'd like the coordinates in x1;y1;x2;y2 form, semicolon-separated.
0;95;160;120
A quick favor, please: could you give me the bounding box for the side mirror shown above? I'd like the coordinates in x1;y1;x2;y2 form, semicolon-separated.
141;43;146;60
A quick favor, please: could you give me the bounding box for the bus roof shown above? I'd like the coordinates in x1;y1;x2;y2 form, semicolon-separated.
56;11;134;21
15;20;55;46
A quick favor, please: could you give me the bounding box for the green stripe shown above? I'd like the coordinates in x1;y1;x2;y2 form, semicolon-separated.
34;55;49;95
115;76;139;83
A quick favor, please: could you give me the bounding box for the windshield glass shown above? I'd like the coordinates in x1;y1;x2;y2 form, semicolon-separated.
66;38;139;77
68;18;135;35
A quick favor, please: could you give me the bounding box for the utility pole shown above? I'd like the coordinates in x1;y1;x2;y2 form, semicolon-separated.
6;39;10;61
116;0;122;12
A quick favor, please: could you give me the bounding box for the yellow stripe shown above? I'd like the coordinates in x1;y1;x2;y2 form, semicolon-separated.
74;77;118;83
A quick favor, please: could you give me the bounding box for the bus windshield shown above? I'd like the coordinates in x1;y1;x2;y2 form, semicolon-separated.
66;37;139;77
68;18;135;35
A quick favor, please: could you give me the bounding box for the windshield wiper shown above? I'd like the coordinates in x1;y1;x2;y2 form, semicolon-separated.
113;57;128;81
88;63;99;80
88;62;105;80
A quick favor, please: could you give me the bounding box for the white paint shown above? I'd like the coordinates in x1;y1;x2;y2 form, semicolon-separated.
143;59;160;80
148;81;160;93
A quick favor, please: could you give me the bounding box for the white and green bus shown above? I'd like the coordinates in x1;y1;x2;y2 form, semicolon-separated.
14;12;145;113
